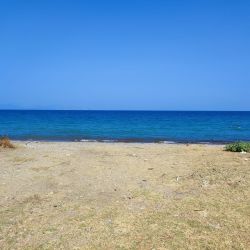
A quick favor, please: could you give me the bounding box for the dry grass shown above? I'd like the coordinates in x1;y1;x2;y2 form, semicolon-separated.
0;136;15;148
0;142;249;249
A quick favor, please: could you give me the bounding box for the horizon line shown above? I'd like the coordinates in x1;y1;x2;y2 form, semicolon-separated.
0;109;250;112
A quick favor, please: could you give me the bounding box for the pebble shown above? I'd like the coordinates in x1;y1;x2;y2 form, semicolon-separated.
202;180;209;188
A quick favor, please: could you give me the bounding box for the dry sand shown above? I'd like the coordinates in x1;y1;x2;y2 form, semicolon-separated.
0;141;249;249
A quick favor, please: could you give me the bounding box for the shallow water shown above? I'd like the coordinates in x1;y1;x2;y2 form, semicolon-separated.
0;110;250;142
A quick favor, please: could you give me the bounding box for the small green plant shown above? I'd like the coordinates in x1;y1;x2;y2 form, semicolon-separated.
225;141;250;152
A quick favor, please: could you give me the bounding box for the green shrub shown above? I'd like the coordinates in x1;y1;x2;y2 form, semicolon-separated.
225;141;250;152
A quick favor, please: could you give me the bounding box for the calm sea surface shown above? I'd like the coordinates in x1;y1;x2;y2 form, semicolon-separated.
0;110;250;143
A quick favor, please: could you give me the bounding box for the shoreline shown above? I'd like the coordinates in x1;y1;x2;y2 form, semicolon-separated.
10;139;231;145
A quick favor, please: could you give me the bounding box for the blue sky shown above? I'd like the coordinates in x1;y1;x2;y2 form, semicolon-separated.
0;0;249;110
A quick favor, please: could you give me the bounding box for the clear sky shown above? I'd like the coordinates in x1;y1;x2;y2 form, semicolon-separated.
0;0;249;110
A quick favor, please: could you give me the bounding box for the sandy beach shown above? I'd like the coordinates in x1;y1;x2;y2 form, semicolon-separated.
0;141;249;249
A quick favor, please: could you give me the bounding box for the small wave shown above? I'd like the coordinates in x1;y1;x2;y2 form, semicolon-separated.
80;139;116;143
80;139;97;142
161;141;177;144
101;139;116;142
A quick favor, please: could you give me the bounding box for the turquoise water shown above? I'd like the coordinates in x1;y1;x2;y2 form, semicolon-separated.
0;110;250;143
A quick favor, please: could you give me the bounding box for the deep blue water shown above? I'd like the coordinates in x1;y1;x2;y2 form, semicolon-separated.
0;110;250;143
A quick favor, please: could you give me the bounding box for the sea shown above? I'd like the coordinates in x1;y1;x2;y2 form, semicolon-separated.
0;110;250;143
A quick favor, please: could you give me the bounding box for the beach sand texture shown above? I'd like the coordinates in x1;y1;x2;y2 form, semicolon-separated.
0;142;249;249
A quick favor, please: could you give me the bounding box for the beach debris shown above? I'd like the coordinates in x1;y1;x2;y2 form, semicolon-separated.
227;180;241;188
142;179;147;182
148;168;154;170
195;210;208;217
106;219;112;225
202;180;209;188
209;223;221;229
176;176;181;182
127;153;138;157
240;151;247;154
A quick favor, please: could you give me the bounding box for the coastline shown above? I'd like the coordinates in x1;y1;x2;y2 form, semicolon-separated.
11;138;229;145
